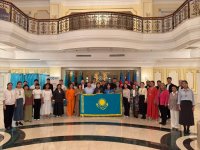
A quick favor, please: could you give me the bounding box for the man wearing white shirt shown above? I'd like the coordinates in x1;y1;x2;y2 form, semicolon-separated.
30;79;39;90
91;78;97;89
84;82;94;94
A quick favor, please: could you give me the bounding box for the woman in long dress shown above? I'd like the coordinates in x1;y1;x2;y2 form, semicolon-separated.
53;84;65;117
14;81;25;126
178;80;195;136
131;84;139;118
24;85;33;122
66;83;76;116
147;81;159;120
41;84;52;118
75;84;84;116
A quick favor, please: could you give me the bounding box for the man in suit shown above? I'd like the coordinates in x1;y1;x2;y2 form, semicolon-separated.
43;78;54;92
100;80;107;92
110;78;117;90
166;77;175;119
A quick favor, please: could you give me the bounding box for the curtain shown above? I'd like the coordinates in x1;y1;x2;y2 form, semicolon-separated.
77;71;82;84
65;72;69;88
127;71;131;83
39;74;48;89
24;74;39;86
10;73;24;88
10;73;48;88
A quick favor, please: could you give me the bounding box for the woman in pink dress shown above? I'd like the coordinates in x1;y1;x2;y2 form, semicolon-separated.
147;81;159;120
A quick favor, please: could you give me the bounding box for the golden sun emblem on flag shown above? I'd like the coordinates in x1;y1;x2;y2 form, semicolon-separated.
96;98;108;110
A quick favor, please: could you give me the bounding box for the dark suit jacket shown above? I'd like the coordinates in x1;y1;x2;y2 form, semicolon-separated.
166;83;175;93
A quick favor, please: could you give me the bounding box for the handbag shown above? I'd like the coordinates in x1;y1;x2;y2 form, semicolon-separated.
63;99;67;106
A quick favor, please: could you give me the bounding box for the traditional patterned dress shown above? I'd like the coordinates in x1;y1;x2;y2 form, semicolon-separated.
66;89;75;116
75;89;83;116
24;90;33;122
147;87;159;120
131;89;139;117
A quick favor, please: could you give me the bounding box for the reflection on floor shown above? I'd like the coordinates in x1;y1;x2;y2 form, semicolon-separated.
0;104;199;150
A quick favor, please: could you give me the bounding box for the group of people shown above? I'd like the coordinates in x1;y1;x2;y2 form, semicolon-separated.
2;77;195;136
120;77;195;136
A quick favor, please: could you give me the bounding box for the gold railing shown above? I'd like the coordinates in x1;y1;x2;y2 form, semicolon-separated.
0;0;199;35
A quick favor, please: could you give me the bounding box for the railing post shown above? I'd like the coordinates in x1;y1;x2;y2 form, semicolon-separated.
37;21;39;35
9;4;12;22
162;18;164;33
57;20;59;34
188;0;190;19
27;17;29;32
142;18;143;33
172;13;175;29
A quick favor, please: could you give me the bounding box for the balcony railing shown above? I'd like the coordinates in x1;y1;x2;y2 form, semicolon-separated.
0;0;199;35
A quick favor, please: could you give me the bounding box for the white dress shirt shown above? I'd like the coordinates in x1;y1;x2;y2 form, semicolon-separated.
15;88;25;104
178;88;195;105
138;88;147;99
91;83;96;89
123;89;130;102
3;89;16;105
15;88;25;99
32;89;42;99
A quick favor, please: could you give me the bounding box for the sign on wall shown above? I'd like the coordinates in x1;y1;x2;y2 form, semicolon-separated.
49;76;59;90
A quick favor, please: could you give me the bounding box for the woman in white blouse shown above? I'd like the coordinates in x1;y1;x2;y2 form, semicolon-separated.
3;83;16;130
32;83;43;120
138;82;147;119
41;84;52;118
122;84;130;117
14;81;25;126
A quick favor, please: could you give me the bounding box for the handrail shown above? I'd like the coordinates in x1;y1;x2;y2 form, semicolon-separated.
0;0;199;35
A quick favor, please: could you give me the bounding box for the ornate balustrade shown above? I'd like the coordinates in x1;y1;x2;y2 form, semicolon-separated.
0;0;199;35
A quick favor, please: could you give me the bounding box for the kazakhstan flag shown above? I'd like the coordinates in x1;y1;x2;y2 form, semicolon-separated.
80;94;122;116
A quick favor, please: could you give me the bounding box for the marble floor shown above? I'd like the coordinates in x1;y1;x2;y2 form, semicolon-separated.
0;104;199;150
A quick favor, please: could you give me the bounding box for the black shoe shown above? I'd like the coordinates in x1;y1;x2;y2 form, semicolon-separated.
186;130;190;135
160;122;166;125
141;116;146;119
15;122;19;126
6;126;11;130
184;130;187;136
19;122;23;126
